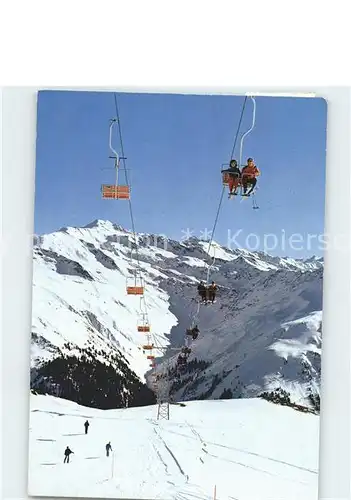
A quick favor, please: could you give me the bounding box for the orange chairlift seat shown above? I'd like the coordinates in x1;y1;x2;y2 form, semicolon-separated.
142;344;154;351
101;184;130;200
126;274;144;295
101;119;130;200
137;313;151;333
138;325;151;332
221;166;230;186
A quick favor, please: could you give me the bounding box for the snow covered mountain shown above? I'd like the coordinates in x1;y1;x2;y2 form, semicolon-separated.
30;219;323;410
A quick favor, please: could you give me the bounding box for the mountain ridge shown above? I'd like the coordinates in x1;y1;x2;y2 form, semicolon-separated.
30;219;323;410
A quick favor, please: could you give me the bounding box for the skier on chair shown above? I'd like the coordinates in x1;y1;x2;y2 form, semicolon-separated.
241;158;260;196
222;159;241;196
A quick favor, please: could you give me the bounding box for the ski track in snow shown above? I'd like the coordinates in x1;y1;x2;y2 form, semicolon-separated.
28;395;319;500
153;428;188;479
182;422;312;487
164;426;317;475
186;422;208;465
152;442;170;475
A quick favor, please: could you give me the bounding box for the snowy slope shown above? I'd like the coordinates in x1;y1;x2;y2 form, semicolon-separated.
156;265;322;406
31;220;177;381
28;394;319;500
30;219;323;407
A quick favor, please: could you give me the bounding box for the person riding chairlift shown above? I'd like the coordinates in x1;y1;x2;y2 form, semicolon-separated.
241;158;260;196
222;159;241;195
177;353;187;366
182;347;191;356
186;325;200;340
208;281;218;303
197;281;207;302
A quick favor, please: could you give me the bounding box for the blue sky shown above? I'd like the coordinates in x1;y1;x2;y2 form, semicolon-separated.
34;91;327;258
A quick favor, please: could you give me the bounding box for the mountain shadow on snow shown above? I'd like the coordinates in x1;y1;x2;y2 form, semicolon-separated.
36;248;94;281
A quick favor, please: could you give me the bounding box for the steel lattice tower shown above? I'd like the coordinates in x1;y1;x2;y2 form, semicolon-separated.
151;348;182;420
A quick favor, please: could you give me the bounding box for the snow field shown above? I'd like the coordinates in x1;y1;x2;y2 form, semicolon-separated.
28;395;319;500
